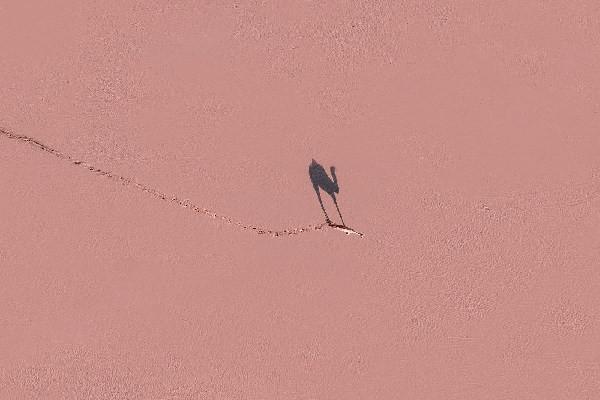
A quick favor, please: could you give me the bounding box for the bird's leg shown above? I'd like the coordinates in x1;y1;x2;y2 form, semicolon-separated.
314;185;331;224
332;194;345;227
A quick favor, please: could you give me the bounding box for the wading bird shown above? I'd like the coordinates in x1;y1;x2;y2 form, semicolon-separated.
308;159;345;226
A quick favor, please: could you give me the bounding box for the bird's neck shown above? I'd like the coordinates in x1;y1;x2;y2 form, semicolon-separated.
331;170;339;190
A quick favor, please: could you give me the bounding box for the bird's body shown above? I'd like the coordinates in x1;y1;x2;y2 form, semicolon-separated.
309;160;338;194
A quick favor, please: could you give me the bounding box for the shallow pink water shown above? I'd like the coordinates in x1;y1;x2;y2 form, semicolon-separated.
1;1;600;398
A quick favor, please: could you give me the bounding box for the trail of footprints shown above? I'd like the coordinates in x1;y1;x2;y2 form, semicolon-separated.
1;128;329;237
7;127;595;240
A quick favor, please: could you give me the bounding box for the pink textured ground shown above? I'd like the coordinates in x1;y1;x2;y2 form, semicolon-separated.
1;1;599;399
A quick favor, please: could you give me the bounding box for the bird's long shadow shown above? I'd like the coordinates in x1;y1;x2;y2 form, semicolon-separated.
308;159;348;228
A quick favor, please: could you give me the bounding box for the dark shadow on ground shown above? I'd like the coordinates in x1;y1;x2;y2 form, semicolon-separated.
308;159;346;226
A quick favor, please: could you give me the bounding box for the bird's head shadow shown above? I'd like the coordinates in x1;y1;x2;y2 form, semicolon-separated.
330;166;339;193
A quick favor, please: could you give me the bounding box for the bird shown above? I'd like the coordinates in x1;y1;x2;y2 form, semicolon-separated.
308;159;345;226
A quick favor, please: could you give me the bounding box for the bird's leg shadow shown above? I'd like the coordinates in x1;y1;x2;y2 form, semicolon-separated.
331;194;345;227
313;184;332;224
